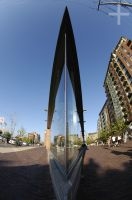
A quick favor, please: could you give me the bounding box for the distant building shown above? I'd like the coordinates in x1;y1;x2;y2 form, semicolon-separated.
28;132;40;143
97;100;111;132
68;134;79;145
53;134;79;147
98;37;132;130
86;132;98;141
54;135;65;147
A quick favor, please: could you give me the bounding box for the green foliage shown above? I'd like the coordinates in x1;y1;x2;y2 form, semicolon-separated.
17;127;26;137
98;129;109;143
22;137;30;144
111;118;127;136
98;118;127;142
86;137;94;145
29;138;34;144
15;138;22;146
73;137;82;146
3;131;12;139
3;131;12;143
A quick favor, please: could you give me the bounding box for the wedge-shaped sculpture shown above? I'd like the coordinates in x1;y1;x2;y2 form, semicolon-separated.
45;7;87;200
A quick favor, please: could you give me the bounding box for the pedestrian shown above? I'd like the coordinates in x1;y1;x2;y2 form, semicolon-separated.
124;131;128;143
115;136;118;147
112;136;116;147
107;136;111;148
117;135;122;145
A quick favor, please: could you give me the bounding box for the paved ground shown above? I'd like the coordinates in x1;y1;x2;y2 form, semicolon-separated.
0;147;55;200
0;141;132;200
77;140;132;200
0;145;36;153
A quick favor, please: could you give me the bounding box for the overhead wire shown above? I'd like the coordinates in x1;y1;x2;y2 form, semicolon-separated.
97;0;132;26
51;0;132;26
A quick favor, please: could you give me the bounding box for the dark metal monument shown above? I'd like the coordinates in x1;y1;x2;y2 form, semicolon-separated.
45;7;87;200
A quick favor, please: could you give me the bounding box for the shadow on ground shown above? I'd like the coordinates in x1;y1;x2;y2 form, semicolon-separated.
1;145;132;200
0;149;55;200
111;149;132;159
77;156;132;200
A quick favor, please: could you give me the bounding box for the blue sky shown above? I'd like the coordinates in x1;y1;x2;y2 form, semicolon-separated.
0;0;132;140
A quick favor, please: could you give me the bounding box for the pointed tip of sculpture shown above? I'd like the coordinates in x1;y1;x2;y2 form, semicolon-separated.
65;6;68;11
64;6;69;15
63;6;71;21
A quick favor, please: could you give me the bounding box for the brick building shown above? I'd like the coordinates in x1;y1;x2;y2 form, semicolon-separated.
28;132;40;144
98;37;132;131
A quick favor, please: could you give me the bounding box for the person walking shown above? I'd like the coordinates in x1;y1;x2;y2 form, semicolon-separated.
112;136;116;147
115;136;118;147
107;136;111;148
124;131;128;143
117;135;122;145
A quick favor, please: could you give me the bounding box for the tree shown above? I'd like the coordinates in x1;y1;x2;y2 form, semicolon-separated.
86;137;94;145
38;134;41;143
73;137;82;146
10;116;16;136
17;127;26;137
111;118;127;136
22;137;30;144
29;137;35;145
0;130;2;135
98;118;127;143
98;129;109;143
3;131;12;143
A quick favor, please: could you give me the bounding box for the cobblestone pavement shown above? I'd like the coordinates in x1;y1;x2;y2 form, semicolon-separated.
0;141;132;200
77;140;132;200
0;147;55;200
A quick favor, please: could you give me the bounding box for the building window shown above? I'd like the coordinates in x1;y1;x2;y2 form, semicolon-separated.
129;77;132;83
127;52;130;57
125;70;131;79
124;57;127;61
114;63;117;68
126;61;130;67
118;59;125;69
121;53;124;57
127;40;131;46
